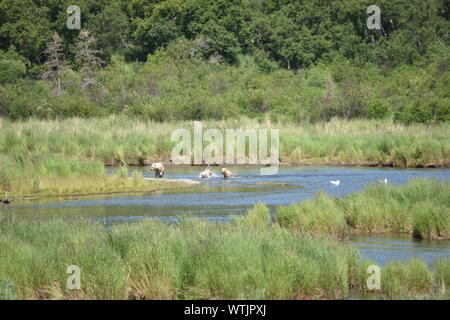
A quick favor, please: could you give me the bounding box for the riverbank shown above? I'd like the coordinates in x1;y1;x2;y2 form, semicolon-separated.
1;117;448;196
0;216;448;300
1;167;191;200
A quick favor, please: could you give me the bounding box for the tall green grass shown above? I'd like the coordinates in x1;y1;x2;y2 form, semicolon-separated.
380;259;433;299
0;217;359;300
277;193;347;239
277;179;450;240
232;202;271;230
0;117;448;167
0;217;448;300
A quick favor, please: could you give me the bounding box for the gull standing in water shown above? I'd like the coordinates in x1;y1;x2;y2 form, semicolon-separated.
330;180;340;186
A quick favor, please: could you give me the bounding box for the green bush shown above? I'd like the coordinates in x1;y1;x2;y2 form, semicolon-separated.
0;59;26;84
366;99;389;119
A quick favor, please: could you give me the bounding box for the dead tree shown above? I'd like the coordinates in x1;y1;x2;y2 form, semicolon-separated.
42;33;69;96
75;30;105;97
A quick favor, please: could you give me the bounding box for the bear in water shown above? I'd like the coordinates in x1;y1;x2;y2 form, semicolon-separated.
221;168;234;179
150;162;165;178
200;168;213;178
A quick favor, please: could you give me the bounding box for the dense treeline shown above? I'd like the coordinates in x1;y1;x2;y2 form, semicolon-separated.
0;0;449;123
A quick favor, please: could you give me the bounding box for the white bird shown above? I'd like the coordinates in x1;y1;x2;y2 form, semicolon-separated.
379;178;388;184
330;180;340;186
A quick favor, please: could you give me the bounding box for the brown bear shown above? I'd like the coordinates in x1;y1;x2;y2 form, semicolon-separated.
200;168;213;178
221;168;234;179
150;162;165;178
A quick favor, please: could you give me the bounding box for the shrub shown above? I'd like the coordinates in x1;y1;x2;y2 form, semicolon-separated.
0;59;26;84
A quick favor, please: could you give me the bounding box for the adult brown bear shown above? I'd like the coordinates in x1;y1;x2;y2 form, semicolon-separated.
221;168;234;179
200;168;213;178
150;162;165;178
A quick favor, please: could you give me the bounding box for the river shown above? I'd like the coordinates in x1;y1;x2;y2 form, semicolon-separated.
1;165;449;265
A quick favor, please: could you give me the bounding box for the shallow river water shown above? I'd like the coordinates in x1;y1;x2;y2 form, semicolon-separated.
1;165;449;265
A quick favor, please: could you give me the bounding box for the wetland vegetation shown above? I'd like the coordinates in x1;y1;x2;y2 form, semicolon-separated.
0;0;449;300
0;215;449;300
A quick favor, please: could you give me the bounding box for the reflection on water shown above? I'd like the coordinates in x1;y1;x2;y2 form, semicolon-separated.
1;165;449;265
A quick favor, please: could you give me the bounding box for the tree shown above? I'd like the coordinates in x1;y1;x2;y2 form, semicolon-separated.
75;29;105;93
42;33;69;96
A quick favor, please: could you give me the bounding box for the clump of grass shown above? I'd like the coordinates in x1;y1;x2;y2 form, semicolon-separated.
131;170;145;185
110;218;359;299
412;201;449;240
232;203;271;230
342;178;449;238
381;259;433;299
275;179;449;240
116;165;129;179
433;258;450;295
277;192;347;239
356;259;380;294
342;183;411;233
4;174;187;198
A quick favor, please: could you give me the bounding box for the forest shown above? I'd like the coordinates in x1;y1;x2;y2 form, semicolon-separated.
0;0;449;123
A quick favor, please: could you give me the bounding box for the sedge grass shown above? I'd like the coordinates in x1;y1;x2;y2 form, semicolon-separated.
0;217;359;300
0;217;448;300
277;178;450;240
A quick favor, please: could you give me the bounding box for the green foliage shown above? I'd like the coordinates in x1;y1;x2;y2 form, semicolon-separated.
412;201;450;240
0;0;448;123
0;58;26;84
366;99;390;119
116;166;129;179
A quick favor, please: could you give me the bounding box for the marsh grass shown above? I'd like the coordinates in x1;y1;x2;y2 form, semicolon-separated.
380;259;434;299
433;258;450;294
0;219;127;299
0;217;448;300
0;117;448;167
277;179;449;240
4;173;187;198
412;201;450;240
277;193;347;239
232;202;271;230
1;217;360;300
